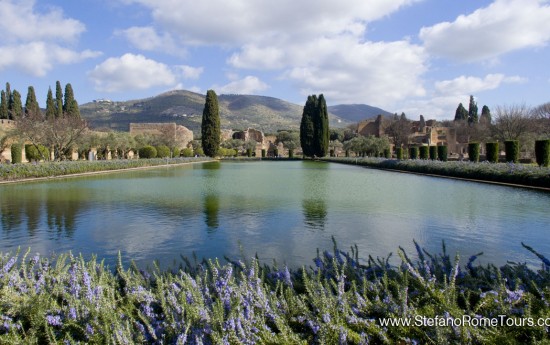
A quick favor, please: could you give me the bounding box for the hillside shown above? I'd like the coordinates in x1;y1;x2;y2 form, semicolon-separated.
80;90;390;134
327;104;392;123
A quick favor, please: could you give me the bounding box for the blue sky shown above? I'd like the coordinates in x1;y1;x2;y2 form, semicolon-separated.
1;0;549;120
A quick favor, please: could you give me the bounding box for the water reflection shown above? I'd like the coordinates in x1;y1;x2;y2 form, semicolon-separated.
202;161;221;231
302;163;328;229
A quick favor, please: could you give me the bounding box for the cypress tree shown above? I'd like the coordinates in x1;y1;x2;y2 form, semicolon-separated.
315;94;329;157
63;83;80;118
454;103;468;121
300;95;317;157
201;90;221;157
480;105;491;125
468;95;478;125
45;87;56;120
25;86;41;117
0;90;7;119
9;90;22;119
5;83;11;105
55;81;63;118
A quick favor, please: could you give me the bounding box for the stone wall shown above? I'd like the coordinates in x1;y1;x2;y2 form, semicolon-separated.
129;122;193;148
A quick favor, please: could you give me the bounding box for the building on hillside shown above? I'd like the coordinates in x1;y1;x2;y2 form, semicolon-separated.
129;123;193;148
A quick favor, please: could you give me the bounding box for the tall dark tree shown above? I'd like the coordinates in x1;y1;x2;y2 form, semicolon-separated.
454;103;468;121
55;81;63;118
25;86;41;117
45;87;56;120
201;90;221;157
8;90;22;119
63;83;80;118
468;95;478;125
300;95;317;157
419;114;426;132
480;105;491;125
0;90;7;119
5;82;11;105
314;94;329;157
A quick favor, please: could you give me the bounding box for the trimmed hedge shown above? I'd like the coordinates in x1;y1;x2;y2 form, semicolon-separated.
273;148;279;157
181;148;194;157
535;139;550;167
486;142;499;163
25;144;50;162
155;145;171;158
437;146;447;162
139;145;157;159
395;147;403;160
261;149;266;158
383;148;390;159
468;142;480;163
429;146;437;160
419;146;429;160
289;148;294;158
505;140;519;163
246;148;252;157
409;146;419;160
10;143;22;164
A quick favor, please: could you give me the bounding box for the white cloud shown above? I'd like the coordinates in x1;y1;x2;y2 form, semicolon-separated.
117;26;187;56
215;76;269;94
88;54;177;92
176;65;204;80
435;74;527;95
0;0;98;75
420;0;550;62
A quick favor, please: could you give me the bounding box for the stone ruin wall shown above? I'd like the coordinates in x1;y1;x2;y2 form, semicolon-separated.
129;123;194;148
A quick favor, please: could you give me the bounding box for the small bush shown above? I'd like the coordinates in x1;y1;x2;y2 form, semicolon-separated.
383;148;390;159
25;144;50;162
246;148;252;157
409;146;419;160
437;145;448;161
195;148;204;156
468;142;480;163
289;149;294;158
395;147;403;160
11;143;22;164
155;145;171;158
139;145;157;159
171;147;181;158
261;149;266;158
181;148;194;157
273;148;279;157
485;142;499;163
535;139;550;167
504;140;519;163
429;146;437;160
419;146;429;160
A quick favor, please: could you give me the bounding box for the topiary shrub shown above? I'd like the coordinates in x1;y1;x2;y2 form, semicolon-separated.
437;145;448;161
25;144;50;162
261;149;266;158
419;146;429;160
345;150;350;157
11;143;22;163
330;149;335;157
139;145;157;159
429;146;437;160
535;139;550;167
468;142;480;163
504;140;519;163
383;148;390;159
289;149;294;158
155;145;171;158
246;148;252;157
273;148;279;157
486;142;499;163
171;147;181;158
395;147;403;160
181;148;194;157
409;147;419;160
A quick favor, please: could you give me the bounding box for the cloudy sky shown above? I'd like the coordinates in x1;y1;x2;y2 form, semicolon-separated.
1;0;549;120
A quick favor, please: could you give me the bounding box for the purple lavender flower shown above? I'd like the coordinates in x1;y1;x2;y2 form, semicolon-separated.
1;256;17;276
46;314;63;327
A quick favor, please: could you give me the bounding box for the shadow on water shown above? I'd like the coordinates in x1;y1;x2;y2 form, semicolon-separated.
302;162;328;230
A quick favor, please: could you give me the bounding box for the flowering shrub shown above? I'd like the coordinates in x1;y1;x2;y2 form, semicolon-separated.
0;157;212;181
0;241;549;344
323;157;550;188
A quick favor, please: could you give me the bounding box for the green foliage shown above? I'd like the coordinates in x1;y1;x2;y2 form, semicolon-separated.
300;95;317;157
219;147;237;157
486;142;499;163
395;147;403;160
288;148;294;158
273;148;278;157
409;146;419;160
246;148;252;157
480;105;491;124
181;148;194;157
9;90;22;119
63;83;80;118
201;90;221;157
55;81;63;118
535;139;550;167
383;148;390;158
437;145;448;161
10;143;22;163
45;87;56;120
419;146;429;160
315;94;330;157
468;95;478;124
468;142;480;162
25;144;50;162
454;103;468;121
0;90;8;119
429;146;437;160
504;140;519;163
139;145;157;159
171;147;180;158
24;86;41;117
261;149;266;158
155;145;171;158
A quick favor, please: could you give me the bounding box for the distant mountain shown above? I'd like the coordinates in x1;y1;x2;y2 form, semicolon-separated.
80;90;351;134
80;90;392;133
328;104;392;123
